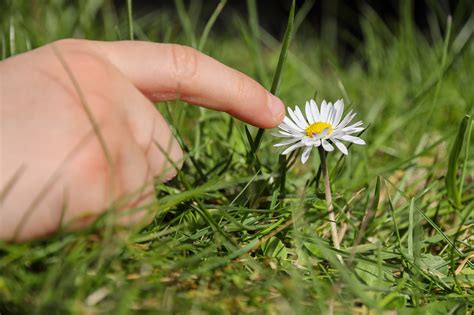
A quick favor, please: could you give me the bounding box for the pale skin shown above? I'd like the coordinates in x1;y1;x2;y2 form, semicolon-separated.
0;39;285;242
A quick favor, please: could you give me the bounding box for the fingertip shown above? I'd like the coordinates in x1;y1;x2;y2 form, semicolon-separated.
155;136;183;182
145;124;183;182
266;93;286;127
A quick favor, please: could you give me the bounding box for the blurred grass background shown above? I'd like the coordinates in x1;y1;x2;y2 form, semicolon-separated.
1;0;473;314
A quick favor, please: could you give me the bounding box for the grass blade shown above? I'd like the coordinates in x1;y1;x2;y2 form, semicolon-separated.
1;31;5;60
244;125;255;151
198;0;226;51
293;0;315;34
0;165;25;203
407;198;422;266
126;0;134;40
386;182;402;249
269;0;295;95
251;0;295;156
9;17;15;56
351;176;380;253
174;0;197;48
246;0;268;86
278;155;287;198
446;115;471;208
459;115;472;196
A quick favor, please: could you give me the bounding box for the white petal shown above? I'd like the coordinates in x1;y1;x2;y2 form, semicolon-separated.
342;127;364;134
301;146;312;164
305;138;321;147
272;132;289;138
278;123;291;133
345;120;363;128
283;116;304;133
282;142;304;155
279;124;304;137
320;100;328;122
332;99;344;126
326;107;332;124
332;139;348;155
333;118;363;137
328;108;336;125
340;135;366;145
310;99;320;121
305;101;315;124
314;128;329;139
335;110;355;129
274;138;301;147
341;120;363;132
273;130;296;137
326;102;334;123
287;107;302;127
301;137;313;146
294;106;309;128
288;106;307;129
335;110;352;128
322;140;334;151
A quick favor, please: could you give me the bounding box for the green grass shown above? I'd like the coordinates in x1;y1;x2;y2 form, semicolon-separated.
1;0;473;314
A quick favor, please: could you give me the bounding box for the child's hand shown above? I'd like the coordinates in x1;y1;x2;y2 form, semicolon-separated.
0;39;285;241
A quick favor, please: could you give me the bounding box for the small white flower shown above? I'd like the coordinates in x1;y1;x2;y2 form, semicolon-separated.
273;99;366;164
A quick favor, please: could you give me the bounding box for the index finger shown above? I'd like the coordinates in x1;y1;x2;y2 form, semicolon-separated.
90;40;286;128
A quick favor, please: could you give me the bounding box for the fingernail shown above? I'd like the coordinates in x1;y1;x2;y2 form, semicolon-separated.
267;93;285;123
163;170;178;183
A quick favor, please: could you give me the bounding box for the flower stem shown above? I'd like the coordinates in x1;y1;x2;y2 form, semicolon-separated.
318;147;342;261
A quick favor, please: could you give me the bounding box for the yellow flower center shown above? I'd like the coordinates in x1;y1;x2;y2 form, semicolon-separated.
305;122;333;138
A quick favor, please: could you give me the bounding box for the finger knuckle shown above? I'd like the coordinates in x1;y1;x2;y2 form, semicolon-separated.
81;93;116;121
70;53;110;79
170;144;184;168
53;38;86;50
235;73;250;102
50;39;111;84
56;54;116;116
169;44;198;86
147;135;183;181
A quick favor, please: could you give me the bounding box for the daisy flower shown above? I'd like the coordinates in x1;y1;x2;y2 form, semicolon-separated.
273;99;366;163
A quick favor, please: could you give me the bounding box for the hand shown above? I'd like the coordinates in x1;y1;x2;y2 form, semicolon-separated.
0;39;285;242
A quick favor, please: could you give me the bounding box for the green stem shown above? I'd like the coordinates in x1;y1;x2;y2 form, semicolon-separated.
126;0;134;40
250;0;295;158
318;147;342;259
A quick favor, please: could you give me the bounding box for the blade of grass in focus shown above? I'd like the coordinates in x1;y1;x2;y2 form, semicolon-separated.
459;115;472;200
246;0;268;87
446;115;471;208
198;0;226;51
9;17;15;56
1;31;6;59
250;0;295;160
126;0;134;40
